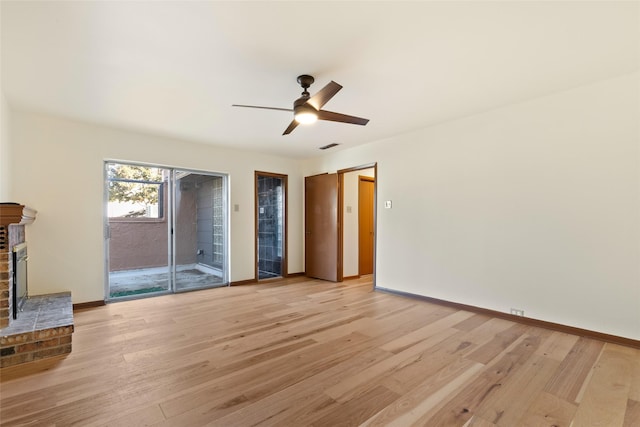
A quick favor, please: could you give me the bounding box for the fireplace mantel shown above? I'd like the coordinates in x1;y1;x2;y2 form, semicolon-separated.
0;203;37;228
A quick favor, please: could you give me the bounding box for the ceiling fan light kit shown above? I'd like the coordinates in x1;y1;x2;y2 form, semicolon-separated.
233;74;369;135
294;104;318;124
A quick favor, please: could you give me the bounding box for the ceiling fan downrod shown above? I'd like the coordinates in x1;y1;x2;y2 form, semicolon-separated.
297;74;314;97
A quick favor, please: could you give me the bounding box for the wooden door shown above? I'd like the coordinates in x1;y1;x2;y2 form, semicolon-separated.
358;177;375;275
305;173;338;281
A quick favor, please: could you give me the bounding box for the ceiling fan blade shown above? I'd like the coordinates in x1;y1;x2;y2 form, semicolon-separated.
283;120;299;135
306;81;342;110
232;104;293;112
317;110;369;126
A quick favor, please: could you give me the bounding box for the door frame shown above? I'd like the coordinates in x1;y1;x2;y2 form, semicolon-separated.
337;163;377;283
254;171;288;281
358;175;375;276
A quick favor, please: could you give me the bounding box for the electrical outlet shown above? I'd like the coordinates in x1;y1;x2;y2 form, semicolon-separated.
510;308;524;317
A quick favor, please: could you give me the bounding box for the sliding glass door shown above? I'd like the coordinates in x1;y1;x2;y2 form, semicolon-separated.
105;162;228;301
106;163;172;299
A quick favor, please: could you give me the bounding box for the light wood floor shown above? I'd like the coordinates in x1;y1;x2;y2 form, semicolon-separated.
1;276;638;426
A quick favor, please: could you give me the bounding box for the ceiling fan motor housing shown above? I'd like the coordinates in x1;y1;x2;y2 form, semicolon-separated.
297;74;315;90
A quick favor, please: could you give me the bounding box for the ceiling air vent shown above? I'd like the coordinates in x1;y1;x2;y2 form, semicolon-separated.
319;143;340;150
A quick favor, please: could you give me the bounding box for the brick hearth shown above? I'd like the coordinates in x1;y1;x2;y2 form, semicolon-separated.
0;293;74;367
0;203;74;368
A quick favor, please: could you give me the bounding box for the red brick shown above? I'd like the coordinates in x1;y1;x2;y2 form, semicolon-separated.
1;333;33;346
35;326;73;340
16;338;60;353
0;352;33;368
33;345;71;360
0;346;15;356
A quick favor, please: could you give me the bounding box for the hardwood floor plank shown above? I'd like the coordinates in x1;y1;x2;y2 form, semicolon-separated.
630;347;640;402
379;310;474;353
381;330;477;395
459;317;519;348
572;344;636;426
517;391;577;427
543;336;605;403
156;333;377;424
534;331;579;361
623;399;640;427
465;416;498;426
426;331;544;426
466;322;531;365
361;358;484;426
211;348;392;426
325;327;458;402
310;384;400;427
474;353;560;426
453;313;493;332
1;276;637;426
84;403;166;427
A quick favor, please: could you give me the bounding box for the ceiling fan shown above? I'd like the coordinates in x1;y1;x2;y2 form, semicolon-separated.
232;75;369;135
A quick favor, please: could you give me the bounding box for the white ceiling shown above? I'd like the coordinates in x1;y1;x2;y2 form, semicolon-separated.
2;1;638;159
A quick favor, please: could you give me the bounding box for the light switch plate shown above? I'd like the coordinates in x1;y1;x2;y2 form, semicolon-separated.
384;200;392;209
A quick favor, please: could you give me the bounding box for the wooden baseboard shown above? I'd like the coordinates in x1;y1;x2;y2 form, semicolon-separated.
285;272;305;278
73;300;106;310
234;272;305;286
375;286;640;350
230;278;258;286
343;275;361;281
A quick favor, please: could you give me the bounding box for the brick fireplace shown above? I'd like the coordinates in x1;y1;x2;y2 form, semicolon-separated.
0;203;74;368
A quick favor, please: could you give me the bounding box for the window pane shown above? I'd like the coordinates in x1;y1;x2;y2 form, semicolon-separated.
108;182;162;218
107;163;165;219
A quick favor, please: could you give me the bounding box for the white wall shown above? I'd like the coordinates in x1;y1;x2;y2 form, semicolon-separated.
10;111;303;303
343;168;375;277
302;72;640;340
0;92;11;201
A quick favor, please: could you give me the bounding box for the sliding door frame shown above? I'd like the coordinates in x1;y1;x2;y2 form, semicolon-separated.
104;160;230;301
